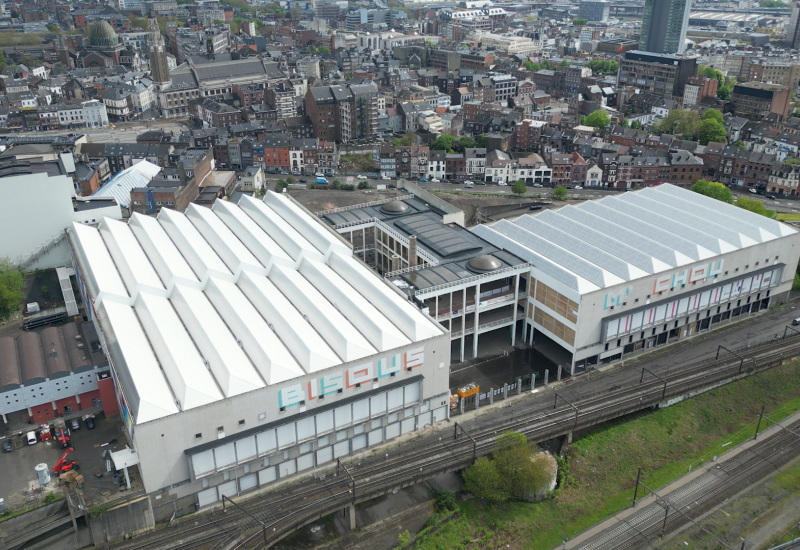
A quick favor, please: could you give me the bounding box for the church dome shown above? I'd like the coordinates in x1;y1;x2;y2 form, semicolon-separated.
88;21;118;47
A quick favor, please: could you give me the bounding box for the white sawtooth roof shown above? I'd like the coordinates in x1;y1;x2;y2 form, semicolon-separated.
473;184;798;294
92;160;161;208
68;191;444;424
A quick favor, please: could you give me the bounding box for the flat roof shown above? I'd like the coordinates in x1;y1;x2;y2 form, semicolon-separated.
68;192;445;424
473;184;797;295
321;196;529;294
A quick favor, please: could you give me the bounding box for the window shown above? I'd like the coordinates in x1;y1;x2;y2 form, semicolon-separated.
195;433;202;439
238;419;245;426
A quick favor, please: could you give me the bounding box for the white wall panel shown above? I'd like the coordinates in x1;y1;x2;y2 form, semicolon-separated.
333;440;349;458
257;430;276;455
404;383;420;405
387;387;404;411
432;406;447;423
236;436;257;461
352;398;369;422
214;442;236;468
277;423;297;448
192;449;215;477
279;460;297;477
217;480;237;500
655;304;666;322
385;422;400;440
677;297;689;315
605;318;618;340
197;487;218;508
418;411;432;428
297;453;314;472
316;446;333;465
239;473;258;492
316;410;334;434
335;405;352;428
351;434;367;451
699;290;710;308
630;311;643;331
368;429;383;447
370;394;386;416
401;418;415;434
297;417;315;441
258;466;276;485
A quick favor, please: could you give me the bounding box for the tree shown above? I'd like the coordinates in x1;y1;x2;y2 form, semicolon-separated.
717;86;732;101
698;65;724;85
512;179;527;196
701;109;724;125
630;120;642;130
736;196;770;216
459;136;476;149
393;133;417;147
553;184;568;200
0;51;7;72
587;60;618;75
289;5;302;19
699;119;726;145
463;456;506;503
733;140;747;151
573;18;588;25
431;134;458;152
46;24;60;34
475;135;490;148
18;54;41;68
584;109;611;129
317;46;330;54
0;258;24;319
523;60;535;71
651;109;700;140
692;179;734;203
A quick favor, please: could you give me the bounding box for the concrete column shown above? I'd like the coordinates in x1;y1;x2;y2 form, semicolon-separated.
531;373;536;391
557;365;562;381
489;389;494;405
2;413;7;423
475;394;480;410
473;282;480;359
511;273;520;346
544;370;549;385
517;377;522;395
570;356;576;376
460;398;465;415
503;383;508;400
348;504;356;530
460;287;467;362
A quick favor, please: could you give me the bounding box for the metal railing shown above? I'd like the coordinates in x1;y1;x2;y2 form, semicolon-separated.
414;263;532;298
315;194;414;217
451;316;514;338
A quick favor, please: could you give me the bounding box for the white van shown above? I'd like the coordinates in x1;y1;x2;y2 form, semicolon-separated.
26;431;37;445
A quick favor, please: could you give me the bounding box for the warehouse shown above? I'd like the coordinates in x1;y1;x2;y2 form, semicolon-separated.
66;192;449;515
474;184;800;374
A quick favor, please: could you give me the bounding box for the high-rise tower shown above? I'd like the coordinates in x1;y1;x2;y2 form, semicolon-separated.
148;18;171;89
787;3;800;49
638;0;691;55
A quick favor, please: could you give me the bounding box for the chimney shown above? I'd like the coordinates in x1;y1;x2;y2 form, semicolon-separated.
408;235;418;268
391;254;401;273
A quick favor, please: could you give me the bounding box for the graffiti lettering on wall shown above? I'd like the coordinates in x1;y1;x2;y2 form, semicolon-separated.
603;286;631;310
277;347;424;411
652;260;723;294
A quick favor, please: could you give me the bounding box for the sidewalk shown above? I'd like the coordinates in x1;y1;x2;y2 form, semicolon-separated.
564;409;800;549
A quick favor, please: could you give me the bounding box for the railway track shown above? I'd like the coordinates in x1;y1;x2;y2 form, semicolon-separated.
577;415;800;549
111;335;800;550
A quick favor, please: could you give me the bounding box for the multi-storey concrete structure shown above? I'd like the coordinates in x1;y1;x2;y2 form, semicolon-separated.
617;51;697;108
474;184;800;373
579;0;609;22
639;0;690;54
731;82;791;121
67;192;449;520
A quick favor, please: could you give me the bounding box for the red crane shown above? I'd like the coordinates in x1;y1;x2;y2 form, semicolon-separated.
53;447;79;473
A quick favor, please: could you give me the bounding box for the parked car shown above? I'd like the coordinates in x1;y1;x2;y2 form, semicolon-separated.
70;418;80;431
84;417;95;430
765;194;776;199
529;205;543;210
419;177;428;182
497;181;508;186
574;185;583;190
532;183;543;188
2;439;12;452
382;175;391;180
748;188;758;194
464;180;474;186
315;172;325;177
476;181;486;185
280;171;289;175
430;178;440;183
299;179;307;183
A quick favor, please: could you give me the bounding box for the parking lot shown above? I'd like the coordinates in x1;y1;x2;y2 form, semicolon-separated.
0;414;142;510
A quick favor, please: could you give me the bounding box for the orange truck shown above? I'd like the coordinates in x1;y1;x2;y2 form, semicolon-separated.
456;382;480;399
